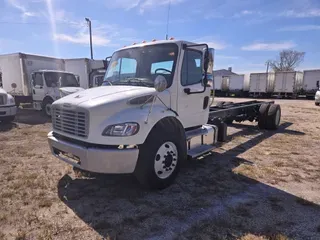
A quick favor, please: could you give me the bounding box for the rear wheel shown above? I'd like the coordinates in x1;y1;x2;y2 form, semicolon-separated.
42;98;53;117
265;104;281;130
134;118;187;189
258;103;270;129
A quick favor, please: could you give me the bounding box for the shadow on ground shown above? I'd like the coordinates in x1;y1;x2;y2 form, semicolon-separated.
57;122;319;240
14;108;51;125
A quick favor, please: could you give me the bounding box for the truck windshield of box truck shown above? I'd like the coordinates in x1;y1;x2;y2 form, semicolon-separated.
44;72;80;88
102;43;178;88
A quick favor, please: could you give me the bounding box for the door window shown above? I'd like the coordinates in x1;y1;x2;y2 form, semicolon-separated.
33;73;43;88
181;50;203;86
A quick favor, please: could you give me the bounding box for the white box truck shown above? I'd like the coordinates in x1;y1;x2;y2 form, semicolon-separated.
64;58;107;89
214;76;229;96
303;69;320;99
274;71;303;98
0;53;84;116
249;72;275;97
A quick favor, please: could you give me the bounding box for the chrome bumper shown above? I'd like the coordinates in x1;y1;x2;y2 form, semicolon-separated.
47;131;139;174
0;105;17;117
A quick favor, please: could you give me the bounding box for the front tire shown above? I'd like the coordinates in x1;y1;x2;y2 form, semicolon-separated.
42;98;53;117
134;117;187;190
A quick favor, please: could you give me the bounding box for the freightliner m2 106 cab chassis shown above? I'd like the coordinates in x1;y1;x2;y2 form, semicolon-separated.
48;40;281;189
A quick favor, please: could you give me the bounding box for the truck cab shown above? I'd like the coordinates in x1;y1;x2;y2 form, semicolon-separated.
0;87;17;123
31;70;84;116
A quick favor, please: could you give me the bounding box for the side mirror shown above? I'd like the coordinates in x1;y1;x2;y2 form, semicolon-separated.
202;48;214;88
154;75;167;92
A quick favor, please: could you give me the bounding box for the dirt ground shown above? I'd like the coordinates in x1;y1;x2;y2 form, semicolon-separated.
0;98;319;240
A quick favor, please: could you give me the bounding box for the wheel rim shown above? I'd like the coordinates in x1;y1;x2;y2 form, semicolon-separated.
275;109;280;126
45;103;52;116
154;141;178;179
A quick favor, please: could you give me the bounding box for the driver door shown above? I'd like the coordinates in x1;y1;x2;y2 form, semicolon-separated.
32;72;45;102
177;47;211;128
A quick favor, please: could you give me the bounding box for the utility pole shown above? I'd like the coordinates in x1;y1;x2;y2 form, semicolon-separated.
85;18;93;59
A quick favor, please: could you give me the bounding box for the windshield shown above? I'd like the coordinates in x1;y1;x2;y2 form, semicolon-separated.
103;43;178;88
44;72;79;88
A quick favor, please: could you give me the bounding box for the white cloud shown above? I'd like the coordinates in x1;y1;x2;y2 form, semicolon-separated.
6;0;38;19
241;41;296;51
193;36;228;50
139;0;184;13
105;0;141;11
278;25;320;31
280;8;320;18
54;33;112;46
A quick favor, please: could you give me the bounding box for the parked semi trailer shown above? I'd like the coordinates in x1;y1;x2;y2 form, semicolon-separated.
303;69;320;99
273;71;303;98
48;39;282;189
64;58;108;89
249;72;275;97
227;74;250;97
0;53;84;116
214;76;229;96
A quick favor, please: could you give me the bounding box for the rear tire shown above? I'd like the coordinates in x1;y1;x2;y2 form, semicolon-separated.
134;117;187;190
258;103;270;129
265;104;281;130
42;98;54;117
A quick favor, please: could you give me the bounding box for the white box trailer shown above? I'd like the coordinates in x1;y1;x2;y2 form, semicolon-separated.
214;76;229;96
274;71;303;97
303;69;320;98
64;58;106;89
249;72;275;96
0;53;83;116
228;74;250;97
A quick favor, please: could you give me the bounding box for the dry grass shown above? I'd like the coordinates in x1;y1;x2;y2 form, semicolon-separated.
0;100;320;239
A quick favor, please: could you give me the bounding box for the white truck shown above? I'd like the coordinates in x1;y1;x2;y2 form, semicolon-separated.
303;69;320;99
64;58;108;89
0;53;84;116
48;40;281;189
228;74;250;97
0;88;17;123
274;71;303;98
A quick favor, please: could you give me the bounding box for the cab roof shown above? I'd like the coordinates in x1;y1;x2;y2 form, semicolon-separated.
118;39;197;51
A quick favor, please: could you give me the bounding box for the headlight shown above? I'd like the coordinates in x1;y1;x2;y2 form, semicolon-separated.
102;122;139;136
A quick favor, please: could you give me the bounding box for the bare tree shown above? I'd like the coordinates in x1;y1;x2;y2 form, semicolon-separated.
268;50;305;72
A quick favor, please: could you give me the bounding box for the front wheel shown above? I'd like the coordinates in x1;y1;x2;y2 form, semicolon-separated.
134;118;187;189
42;99;54;117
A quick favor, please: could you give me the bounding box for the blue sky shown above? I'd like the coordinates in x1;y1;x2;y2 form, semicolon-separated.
0;0;320;73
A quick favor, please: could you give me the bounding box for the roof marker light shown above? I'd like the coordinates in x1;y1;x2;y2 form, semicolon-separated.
169;37;174;40
152;39;156;42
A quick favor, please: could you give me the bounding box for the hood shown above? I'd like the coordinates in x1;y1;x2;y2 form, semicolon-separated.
59;87;85;98
54;86;156;107
0;88;8;95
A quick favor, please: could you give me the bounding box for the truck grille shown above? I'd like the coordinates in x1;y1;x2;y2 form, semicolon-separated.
52;106;89;138
0;94;7;105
